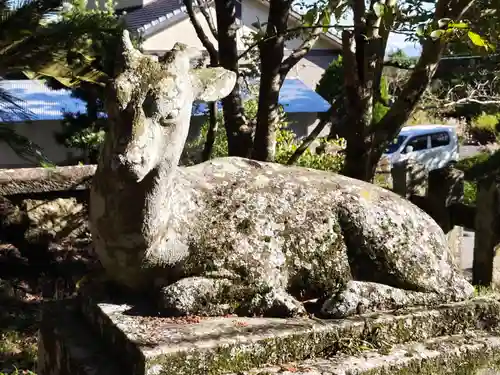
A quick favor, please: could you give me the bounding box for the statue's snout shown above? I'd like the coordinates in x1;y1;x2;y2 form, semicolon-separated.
112;147;150;181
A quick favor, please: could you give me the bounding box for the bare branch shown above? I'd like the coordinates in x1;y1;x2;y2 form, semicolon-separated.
238;24;344;61
372;0;397;104
279;0;341;79
195;0;218;39
418;76;500;110
183;0;218;63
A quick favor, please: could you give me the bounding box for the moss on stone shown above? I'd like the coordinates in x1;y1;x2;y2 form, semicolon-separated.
363;342;500;375
127;298;500;375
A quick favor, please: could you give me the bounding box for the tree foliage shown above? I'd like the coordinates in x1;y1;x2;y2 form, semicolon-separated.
0;0;124;165
182;98;345;172
46;0;124;164
316;56;390;138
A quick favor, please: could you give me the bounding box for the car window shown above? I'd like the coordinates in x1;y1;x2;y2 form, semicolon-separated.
385;135;407;154
405;135;428;152
430;132;450;148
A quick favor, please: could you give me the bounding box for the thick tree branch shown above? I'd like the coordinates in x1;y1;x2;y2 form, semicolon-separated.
183;0;218;63
371;0;474;134
286;103;340;165
279;0;340;78
372;0;397;104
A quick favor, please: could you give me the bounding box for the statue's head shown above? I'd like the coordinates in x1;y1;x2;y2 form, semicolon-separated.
106;30;236;181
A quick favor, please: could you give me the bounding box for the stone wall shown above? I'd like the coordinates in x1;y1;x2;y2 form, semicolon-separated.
0;165;94;253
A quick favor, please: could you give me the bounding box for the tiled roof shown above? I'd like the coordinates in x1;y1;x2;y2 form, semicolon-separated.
124;0;186;33
0;80;87;122
192;78;331;116
124;0;340;48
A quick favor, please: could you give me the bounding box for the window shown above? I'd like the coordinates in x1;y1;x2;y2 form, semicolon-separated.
430;132;450;148
385;135;407;154
404;135;428;152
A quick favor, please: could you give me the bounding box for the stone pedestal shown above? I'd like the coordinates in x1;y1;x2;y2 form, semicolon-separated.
37;283;500;375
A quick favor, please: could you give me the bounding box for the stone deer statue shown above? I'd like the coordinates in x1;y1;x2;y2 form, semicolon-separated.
90;31;473;318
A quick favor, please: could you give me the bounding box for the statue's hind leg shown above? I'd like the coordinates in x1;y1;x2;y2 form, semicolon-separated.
321;280;445;318
334;193;474;318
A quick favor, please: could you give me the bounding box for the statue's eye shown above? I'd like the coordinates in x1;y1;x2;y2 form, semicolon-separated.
142;91;157;118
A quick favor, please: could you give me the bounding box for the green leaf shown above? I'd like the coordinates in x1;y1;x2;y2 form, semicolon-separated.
373;2;385;17
333;2;347;21
467;31;486;47
449;22;469;29
430;29;445;40
322;11;331;32
303;9;316;27
416;25;425;37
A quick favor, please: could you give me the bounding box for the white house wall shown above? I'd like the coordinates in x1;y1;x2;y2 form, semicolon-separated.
141;1;338;88
0;120;83;168
142;9;219;51
240;0;335;51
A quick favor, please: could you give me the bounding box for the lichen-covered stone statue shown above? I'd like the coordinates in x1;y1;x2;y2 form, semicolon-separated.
90;31;473;318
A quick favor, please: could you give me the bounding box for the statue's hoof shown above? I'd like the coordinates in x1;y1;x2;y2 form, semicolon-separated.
242;289;307;318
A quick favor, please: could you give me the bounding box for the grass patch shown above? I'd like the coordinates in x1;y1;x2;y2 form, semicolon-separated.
0;237;96;375
0;331;37;375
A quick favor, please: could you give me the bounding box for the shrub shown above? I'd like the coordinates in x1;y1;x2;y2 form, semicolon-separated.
182;99;345;173
463;180;477;205
455;152;490;173
469;112;499;144
455;152;493;205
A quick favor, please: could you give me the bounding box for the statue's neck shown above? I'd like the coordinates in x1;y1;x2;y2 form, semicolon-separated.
141;141;186;241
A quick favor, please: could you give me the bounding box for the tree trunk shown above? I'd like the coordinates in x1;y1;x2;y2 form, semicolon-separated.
252;0;291;161
202;101;218;161
340;27;377;181
214;0;253;157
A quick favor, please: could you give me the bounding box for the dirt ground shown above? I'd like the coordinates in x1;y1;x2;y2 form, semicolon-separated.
0;238;97;375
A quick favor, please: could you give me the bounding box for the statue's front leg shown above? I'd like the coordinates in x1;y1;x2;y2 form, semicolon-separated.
159;276;234;316
158;276;307;317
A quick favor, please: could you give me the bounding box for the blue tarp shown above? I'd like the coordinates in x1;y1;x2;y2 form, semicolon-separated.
0;78;331;122
192;78;331;116
0;80;88;122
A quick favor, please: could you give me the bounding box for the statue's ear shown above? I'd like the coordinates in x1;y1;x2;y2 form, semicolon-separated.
190;67;237;102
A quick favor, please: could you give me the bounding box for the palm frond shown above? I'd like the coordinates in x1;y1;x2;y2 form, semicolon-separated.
0;85;32;122
0;0;62;51
0;84;51;165
0;123;51;165
0;11;124;79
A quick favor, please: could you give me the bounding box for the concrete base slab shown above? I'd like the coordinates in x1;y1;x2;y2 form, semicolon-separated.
37;300;122;375
37;289;500;375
